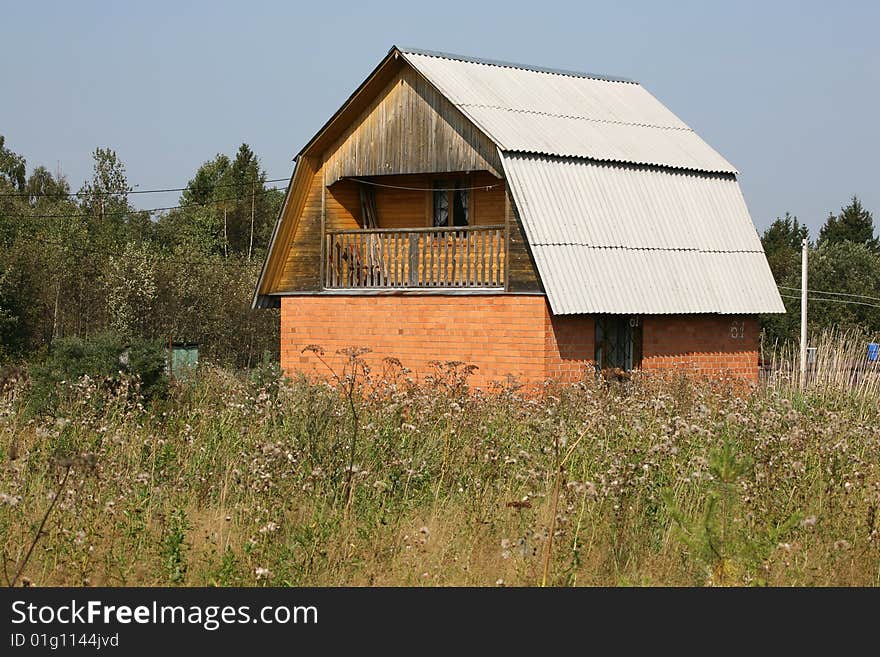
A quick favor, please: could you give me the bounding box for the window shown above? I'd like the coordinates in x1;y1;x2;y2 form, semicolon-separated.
595;316;642;372
433;180;469;227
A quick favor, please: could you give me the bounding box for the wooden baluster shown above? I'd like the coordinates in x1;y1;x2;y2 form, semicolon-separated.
356;233;362;287
429;233;440;286
354;233;360;287
495;229;502;286
443;232;450;285
420;234;426;287
330;235;335;288
488;230;495;286
365;233;371;287
391;233;401;287
339;234;345;288
451;231;457;286
464;231;470;286
378;233;382;288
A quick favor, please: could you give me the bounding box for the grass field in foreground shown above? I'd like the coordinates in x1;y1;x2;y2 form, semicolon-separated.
1;341;878;586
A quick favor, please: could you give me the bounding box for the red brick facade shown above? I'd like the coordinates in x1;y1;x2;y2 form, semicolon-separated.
280;296;759;386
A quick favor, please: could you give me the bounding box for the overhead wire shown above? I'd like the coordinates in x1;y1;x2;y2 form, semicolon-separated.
0;185;288;219
349;177;501;192
0;176;291;199
778;284;880;304
779;293;880;310
20;232;261;269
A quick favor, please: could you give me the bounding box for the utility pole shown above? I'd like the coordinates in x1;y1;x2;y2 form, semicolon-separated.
223;207;228;258
248;180;256;261
800;237;808;382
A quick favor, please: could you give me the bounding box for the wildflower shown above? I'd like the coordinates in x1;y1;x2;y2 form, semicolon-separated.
800;515;817;528
0;493;21;506
255;567;272;580
259;522;279;534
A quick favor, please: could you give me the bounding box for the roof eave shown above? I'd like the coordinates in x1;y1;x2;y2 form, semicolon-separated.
251;156;299;309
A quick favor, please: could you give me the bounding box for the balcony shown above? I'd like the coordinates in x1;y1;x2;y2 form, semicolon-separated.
323;225;507;290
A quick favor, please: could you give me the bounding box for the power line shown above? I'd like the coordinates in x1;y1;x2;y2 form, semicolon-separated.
22;232;261;269
0;185;288;219
0;176;291;199
780;293;880;310
778;284;880;304
349;177;501;192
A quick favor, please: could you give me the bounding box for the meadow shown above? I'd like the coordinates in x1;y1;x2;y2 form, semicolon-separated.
1;334;878;587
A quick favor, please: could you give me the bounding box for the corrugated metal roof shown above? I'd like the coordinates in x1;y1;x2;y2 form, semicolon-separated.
502;153;785;315
401;49;736;174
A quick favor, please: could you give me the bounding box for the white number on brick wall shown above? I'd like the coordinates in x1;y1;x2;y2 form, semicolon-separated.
730;320;745;339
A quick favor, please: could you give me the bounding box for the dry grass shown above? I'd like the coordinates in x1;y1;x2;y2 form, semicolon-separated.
1;338;879;587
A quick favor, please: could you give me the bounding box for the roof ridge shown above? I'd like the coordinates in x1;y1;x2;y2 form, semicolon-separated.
457;103;693;132
396;46;637;85
530;244;764;253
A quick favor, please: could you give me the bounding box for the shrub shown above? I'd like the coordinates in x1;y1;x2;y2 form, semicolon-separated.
25;331;168;415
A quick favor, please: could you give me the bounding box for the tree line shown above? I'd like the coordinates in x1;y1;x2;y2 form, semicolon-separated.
760;197;880;346
0;134;283;367
2;131;878;369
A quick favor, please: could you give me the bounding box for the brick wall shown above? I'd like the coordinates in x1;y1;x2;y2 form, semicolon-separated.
641;315;759;381
545;314;595;383
280;296;759;386
281;295;548;388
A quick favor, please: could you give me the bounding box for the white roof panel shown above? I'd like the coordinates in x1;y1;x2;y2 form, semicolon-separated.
502;153;784;315
402;49;736;173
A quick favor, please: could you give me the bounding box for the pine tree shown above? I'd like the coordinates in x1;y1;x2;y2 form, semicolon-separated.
818;196;878;251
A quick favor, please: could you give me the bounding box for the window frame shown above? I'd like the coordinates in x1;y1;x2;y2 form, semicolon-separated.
430;177;470;228
595;315;643;373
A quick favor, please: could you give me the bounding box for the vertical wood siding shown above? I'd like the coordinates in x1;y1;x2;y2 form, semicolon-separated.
322;66;501;185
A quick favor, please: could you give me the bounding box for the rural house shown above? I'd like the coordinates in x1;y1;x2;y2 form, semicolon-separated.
254;46;785;386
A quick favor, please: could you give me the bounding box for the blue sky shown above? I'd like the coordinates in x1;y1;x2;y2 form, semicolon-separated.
2;0;878;235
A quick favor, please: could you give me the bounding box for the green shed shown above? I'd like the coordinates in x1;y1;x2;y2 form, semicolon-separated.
168;342;199;378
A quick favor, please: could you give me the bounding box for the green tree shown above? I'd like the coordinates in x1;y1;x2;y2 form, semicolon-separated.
157;145;282;259
818;196;878;251
0;135;26;191
78;147;134;247
25;166;70;203
806;241;880;333
106;242;159;341
762;240;880;347
761;212;809;284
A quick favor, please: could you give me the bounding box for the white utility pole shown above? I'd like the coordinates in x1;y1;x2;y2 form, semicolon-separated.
800;238;808;381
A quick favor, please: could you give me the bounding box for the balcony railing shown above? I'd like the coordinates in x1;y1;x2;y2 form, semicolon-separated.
323;225;506;289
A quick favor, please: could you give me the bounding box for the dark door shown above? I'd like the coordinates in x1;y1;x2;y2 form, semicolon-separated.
595;316;642;371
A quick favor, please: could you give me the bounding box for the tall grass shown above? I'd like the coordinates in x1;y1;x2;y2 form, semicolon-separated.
763;327;880;401
1;344;878;587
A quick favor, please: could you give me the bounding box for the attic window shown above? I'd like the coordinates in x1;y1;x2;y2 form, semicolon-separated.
433;180;469;227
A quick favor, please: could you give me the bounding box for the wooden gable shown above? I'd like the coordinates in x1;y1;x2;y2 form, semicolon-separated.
254;49;538;304
323;65;501;185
